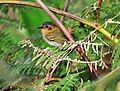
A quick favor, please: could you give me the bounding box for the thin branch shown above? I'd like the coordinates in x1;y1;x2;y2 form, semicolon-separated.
0;1;118;43
35;0;100;78
96;0;103;23
60;0;70;23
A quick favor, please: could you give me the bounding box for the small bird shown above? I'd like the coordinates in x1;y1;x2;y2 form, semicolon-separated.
37;22;68;47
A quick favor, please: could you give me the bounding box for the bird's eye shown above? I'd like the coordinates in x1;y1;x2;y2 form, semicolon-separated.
46;25;48;28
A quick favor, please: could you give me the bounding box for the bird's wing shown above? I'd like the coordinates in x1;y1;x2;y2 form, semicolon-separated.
46;35;68;44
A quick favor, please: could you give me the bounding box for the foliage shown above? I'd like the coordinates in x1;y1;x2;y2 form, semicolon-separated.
46;73;79;91
111;41;120;70
0;0;120;91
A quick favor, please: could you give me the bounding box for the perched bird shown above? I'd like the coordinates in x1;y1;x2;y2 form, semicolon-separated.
37;22;68;47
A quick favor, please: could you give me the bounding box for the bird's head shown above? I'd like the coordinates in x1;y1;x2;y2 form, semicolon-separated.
37;22;57;35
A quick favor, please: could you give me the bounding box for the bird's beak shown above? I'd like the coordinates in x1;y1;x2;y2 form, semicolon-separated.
37;26;43;29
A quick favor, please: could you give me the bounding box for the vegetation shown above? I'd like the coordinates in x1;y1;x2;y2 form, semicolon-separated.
0;0;120;91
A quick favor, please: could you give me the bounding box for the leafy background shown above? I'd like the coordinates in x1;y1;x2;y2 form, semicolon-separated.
0;0;120;91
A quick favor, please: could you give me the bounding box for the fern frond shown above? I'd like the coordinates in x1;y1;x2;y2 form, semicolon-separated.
0;16;20;27
46;73;79;91
111;40;120;70
77;80;92;91
0;31;16;58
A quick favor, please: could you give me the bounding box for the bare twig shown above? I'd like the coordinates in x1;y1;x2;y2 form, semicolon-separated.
96;0;103;23
36;0;100;78
60;0;70;23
